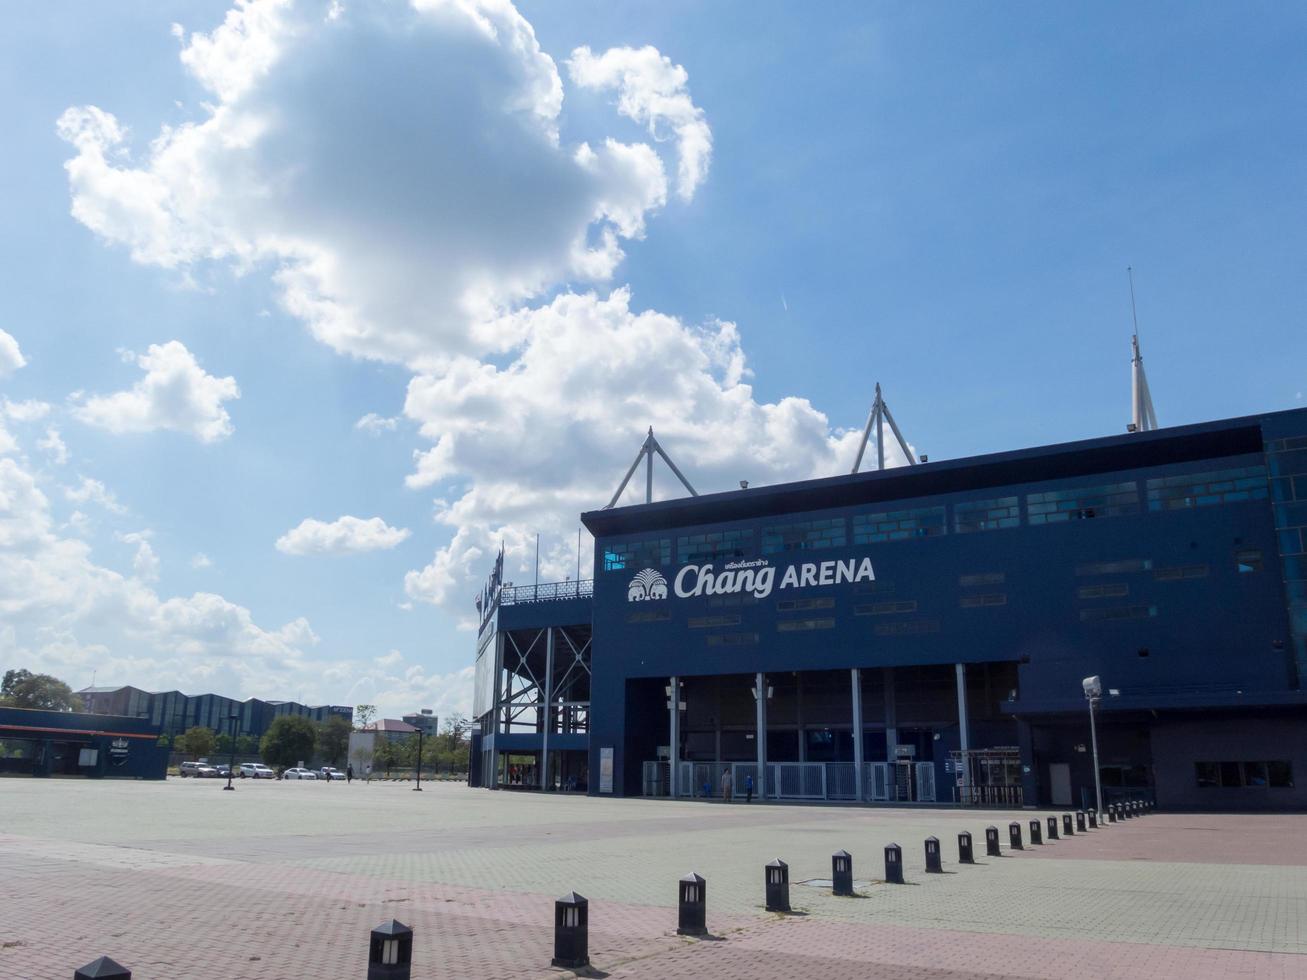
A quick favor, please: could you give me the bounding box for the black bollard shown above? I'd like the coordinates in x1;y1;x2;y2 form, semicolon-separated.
985;825;1001;857
1088;810;1098;829
1123;803;1133;820
1047;815;1059;840
552;893;589;970
765;859;790;911
1029;819;1043;845
1076;811;1087;833
74;957;131;980
1009;821;1023;850
925;836;943;873
884;842;904;884
677;873;707;936
1062;813;1074;836
1108;804;1117;823
958;831;974;864
832;850;853;896
368;919;413;980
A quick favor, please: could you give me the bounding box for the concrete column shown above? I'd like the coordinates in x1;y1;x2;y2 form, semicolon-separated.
540;627;554;791
755;672;767;796
955;662;970;802
883;667;898;758
669;675;680;798
851;668;864;802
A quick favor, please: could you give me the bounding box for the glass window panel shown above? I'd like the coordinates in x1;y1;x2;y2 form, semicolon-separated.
1268;761;1294;788
762;517;847;554
954;496;1020;534
1219;762;1243;787
1243;762;1269;787
1195;762;1219;788
852;506;946;544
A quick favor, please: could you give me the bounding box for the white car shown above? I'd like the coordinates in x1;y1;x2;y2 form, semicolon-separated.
239;763;275;779
319;767;344;781
283;767;318;780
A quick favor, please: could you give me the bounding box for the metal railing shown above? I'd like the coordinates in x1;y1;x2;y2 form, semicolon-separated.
499;580;594;605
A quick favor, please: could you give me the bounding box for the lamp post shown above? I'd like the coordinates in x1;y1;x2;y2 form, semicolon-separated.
224;712;239;791
1082;676;1103;815
413;728;424;792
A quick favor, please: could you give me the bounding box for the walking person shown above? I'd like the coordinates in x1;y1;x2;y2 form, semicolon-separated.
721;767;733;802
745;772;754;804
346;763;353;785
365;764;372;784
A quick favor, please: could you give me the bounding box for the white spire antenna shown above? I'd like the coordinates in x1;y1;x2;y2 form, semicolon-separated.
1128;267;1159;433
851;382;917;473
604;427;699;508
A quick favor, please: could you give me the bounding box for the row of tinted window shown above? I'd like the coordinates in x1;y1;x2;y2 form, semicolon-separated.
602;464;1270;568
1195;760;1293;788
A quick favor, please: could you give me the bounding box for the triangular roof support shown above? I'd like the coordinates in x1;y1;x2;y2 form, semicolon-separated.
605;427;699;509
851;382;917;474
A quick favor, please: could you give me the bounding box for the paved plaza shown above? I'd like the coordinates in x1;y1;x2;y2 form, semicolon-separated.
1;780;1305;979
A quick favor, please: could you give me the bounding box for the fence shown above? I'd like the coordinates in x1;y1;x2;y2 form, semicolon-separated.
647;760;925;802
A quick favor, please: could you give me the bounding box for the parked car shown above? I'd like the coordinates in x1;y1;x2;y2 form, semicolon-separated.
178;761;202;777
283;767;318;780
214;764;231;777
194;764;220;778
239;763;275;779
319;767;344;781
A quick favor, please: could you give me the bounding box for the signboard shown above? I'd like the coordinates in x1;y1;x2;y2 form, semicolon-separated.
894;745;916;759
599;747;614;793
628;557;875;603
78;748;99;767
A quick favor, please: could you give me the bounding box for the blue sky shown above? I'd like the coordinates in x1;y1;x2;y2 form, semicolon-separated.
1;1;1303;718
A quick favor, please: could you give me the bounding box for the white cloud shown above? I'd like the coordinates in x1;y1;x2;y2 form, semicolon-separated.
38;428;69;465
0;455;315;693
55;0;704;369
190;552;213;569
4;399;52;423
59;1;907;632
64;476;126;515
569;45;712;201
72;341;239;442
276;515;411;556
117;530;160;582
0;330;25;376
355;412;399;434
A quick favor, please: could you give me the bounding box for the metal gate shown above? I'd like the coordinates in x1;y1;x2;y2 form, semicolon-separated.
865;762;891;801
642;760;669;796
825;762;857;800
915;761;936;802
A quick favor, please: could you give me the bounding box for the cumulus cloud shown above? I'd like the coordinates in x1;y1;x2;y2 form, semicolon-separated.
72;341;239;442
64;476;126;515
0;329;25;376
37;428;69;465
355;412;399;434
191;552;213;569
569;45;712;201
276;515;411;556
117;530;160;582
0;453;324;700
4;399;52;423
59;1;906;633
56;0;705;368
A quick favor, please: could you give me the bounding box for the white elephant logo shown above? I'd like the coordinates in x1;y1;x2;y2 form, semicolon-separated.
628;568;668;602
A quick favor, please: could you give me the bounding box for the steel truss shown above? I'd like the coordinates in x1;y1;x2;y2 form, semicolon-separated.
852;382;917;473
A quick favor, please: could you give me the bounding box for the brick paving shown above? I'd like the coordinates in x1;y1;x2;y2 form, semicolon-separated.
0;779;1304;979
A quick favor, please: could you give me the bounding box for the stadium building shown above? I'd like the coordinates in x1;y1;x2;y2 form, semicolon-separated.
470;393;1307;811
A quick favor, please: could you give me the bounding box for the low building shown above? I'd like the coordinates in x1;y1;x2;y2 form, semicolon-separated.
77;686;352;742
0;706;168;779
402;711;439;737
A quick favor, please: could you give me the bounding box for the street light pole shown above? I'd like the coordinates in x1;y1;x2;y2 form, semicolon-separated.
413;728;424;792
1082;676;1103;815
224;712;239;791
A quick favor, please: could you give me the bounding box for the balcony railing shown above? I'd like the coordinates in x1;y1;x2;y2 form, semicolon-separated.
499;580;594;605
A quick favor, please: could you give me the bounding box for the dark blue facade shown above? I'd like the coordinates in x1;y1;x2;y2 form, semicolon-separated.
0;706;168;779
578;408;1307;810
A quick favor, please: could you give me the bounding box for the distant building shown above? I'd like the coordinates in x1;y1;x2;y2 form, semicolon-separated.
361;718;419;741
0;705;167;779
76;685;352;741
402;711;439;737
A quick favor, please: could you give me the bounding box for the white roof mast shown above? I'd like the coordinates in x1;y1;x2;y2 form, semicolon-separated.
1128;267;1159;433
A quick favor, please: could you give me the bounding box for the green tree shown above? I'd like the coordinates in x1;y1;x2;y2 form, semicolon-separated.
318;715;351;766
176;726;216;759
260;715;319;770
354;704;376;729
214;732;234;754
1;669;82;711
156;733;171;749
372;737;399;776
235;735;259;755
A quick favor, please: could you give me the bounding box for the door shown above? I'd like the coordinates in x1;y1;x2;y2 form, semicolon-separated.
1049;763;1072;806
